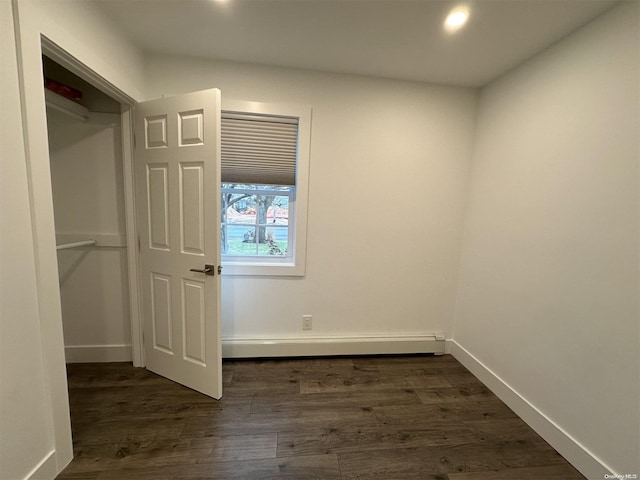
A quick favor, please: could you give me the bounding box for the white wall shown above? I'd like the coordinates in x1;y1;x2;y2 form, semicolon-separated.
0;2;57;478
145;56;478;342
19;0;145;102
48;111;131;361
452;2;639;477
7;0;145;476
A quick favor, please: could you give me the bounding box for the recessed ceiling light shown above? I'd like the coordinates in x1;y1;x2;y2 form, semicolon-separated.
444;6;470;33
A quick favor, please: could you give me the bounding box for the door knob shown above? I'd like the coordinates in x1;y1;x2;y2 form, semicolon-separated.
190;264;215;276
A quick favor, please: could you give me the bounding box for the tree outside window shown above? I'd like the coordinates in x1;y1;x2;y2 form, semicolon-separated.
221;184;293;257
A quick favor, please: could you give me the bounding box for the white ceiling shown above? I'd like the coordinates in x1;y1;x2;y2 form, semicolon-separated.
96;0;618;87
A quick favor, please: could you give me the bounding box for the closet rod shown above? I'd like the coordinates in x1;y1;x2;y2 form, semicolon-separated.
56;239;96;251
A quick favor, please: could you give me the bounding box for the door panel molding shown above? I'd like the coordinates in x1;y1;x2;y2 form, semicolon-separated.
134;89;222;399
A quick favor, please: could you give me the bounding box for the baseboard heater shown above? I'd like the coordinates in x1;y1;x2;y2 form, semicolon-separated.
221;334;445;358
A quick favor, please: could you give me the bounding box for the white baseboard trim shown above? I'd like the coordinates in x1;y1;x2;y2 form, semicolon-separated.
64;344;132;363
24;449;56;480
444;338;454;354
222;334;445;358
450;340;616;480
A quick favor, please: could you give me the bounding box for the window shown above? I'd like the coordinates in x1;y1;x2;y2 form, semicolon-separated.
220;100;311;276
221;184;292;257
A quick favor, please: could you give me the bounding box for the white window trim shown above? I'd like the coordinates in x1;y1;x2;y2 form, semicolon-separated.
220;99;311;277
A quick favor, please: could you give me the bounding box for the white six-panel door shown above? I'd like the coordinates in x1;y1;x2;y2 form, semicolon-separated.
134;89;222;399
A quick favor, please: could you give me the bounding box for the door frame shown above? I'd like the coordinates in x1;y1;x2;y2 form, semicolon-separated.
41;37;146;367
14;1;149;465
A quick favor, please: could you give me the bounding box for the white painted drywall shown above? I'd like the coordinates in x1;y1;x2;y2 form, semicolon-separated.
453;2;639;476
48;111;131;354
0;2;57;478
144;56;478;341
19;0;145;102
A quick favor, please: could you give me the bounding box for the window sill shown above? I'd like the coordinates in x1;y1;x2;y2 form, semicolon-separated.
221;260;305;277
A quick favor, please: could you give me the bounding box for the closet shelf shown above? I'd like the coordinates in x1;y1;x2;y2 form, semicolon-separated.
56;239;96;251
45;89;90;122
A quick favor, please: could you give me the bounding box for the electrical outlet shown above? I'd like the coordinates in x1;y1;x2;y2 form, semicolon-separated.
302;315;312;331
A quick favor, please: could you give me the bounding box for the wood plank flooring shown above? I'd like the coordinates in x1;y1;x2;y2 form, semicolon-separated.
56;355;586;480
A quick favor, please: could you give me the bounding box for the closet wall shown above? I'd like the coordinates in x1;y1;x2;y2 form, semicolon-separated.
47;101;131;363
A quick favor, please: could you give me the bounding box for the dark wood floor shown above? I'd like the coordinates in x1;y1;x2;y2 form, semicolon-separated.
56;355;585;480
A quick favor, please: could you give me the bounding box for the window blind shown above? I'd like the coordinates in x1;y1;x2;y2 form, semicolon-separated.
221;111;299;186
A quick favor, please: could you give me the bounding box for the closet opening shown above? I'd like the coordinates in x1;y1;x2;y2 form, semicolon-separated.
44;55;134;367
